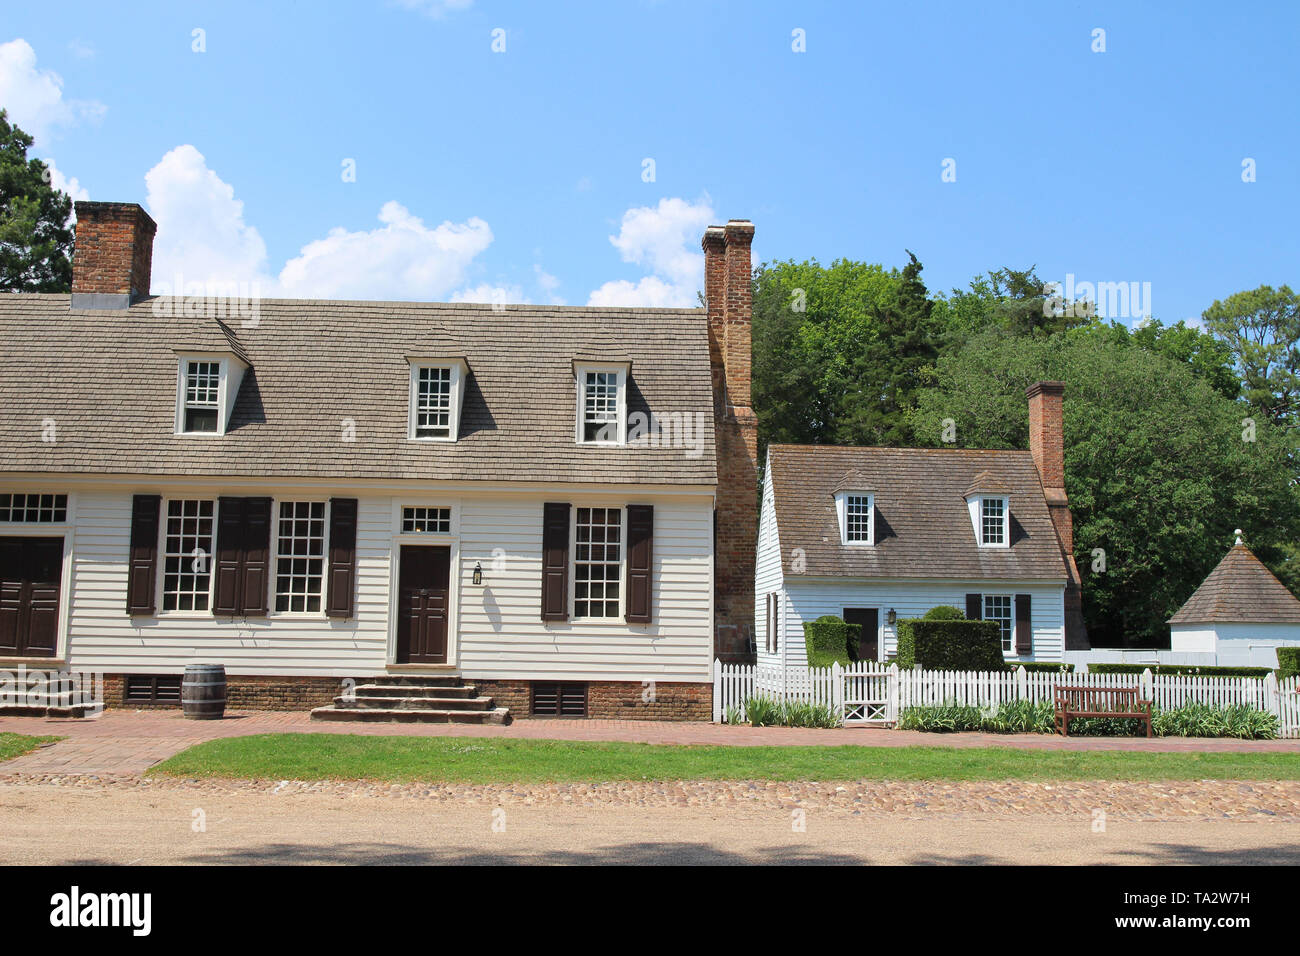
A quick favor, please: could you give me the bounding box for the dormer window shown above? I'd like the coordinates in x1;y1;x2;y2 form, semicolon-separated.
835;491;874;546
407;358;467;442
175;354;245;436
975;496;1009;547
575;363;627;445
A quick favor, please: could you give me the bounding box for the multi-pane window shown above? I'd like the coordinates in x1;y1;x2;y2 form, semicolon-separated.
415;366;453;439
581;371;620;443
0;493;67;522
275;501;326;613
574;507;621;618
162;499;215;611
845;494;872;543
183;361;220;433
401;506;451;533
980;497;1006;545
984;594;1013;652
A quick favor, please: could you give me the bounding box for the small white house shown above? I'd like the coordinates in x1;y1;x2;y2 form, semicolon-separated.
1169;531;1300;664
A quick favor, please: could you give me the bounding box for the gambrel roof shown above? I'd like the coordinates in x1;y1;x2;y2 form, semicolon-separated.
0;295;716;485
768;444;1068;580
1168;542;1300;625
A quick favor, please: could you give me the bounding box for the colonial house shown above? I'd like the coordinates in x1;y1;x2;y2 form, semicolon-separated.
755;383;1090;667
1168;531;1300;664
0;202;760;721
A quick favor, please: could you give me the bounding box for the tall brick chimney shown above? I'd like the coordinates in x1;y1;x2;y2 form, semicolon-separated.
704;219;758;662
70;201;157;309
1026;381;1089;649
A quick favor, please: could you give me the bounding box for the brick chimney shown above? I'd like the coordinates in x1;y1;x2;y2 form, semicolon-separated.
70;201;157;309
704;219;758;663
1026;381;1089;649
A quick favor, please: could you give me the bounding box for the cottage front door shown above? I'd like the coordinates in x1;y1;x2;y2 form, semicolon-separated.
843;607;879;662
0;536;63;658
396;545;450;664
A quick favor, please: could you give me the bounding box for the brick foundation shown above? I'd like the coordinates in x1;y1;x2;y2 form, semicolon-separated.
476;679;711;721
101;673;346;711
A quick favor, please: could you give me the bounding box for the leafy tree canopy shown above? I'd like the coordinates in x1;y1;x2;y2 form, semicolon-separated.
1201;284;1300;429
0;109;73;293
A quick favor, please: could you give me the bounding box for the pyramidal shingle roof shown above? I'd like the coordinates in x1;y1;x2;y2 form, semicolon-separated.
1168;542;1300;625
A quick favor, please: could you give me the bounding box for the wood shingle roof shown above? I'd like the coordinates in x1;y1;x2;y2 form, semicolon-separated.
1168;543;1300;625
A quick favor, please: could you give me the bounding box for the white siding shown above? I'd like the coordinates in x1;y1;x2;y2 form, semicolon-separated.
781;578;1067;665
754;461;786;667
1172;622;1300;659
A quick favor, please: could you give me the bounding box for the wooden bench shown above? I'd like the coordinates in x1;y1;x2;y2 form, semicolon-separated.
1053;685;1152;737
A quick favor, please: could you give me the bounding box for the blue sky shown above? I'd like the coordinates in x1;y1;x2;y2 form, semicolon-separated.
3;0;1297;321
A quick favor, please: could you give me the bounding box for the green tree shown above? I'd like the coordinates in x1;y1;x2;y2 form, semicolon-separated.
932;266;1094;341
910;330;1299;647
1202;285;1300;429
0;110;74;292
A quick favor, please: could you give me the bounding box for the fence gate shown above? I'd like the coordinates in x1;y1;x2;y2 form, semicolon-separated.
841;662;893;724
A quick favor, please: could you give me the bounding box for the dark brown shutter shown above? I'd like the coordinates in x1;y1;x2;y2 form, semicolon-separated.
541;502;570;621
126;494;161;614
239;497;272;616
625;504;653;624
326;498;358;619
1015;593;1033;655
965;593;982;620
213;497;245;616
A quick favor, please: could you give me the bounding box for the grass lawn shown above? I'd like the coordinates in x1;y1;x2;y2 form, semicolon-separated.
0;733;62;763
149;733;1300;784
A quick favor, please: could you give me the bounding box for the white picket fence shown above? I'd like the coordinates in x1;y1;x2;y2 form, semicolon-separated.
712;659;1300;737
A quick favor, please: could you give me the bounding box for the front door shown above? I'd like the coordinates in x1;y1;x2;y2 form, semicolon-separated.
843;607;879;662
396;545;450;664
0;537;63;658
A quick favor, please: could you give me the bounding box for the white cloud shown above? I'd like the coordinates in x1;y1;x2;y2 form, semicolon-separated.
45;158;88;202
67;39;94;60
145;145;272;293
534;264;564;305
451;283;525;305
392;0;474;17
0;38;105;145
279;201;493;300
587;196;714;307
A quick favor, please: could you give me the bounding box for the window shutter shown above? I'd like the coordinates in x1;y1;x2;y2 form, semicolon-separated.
326;498;358;619
965;593;982;620
239;497;272;616
213;497;245;615
1015;593;1033;655
127;494;161;615
541;502;570;621
625;504;653;624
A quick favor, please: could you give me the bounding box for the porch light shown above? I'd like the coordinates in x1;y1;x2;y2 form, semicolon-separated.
472;562;483;586
886;608;897;625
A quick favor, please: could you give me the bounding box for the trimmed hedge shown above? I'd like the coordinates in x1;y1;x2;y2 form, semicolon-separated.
803;615;861;667
922;605;965;621
896;618;1004;670
1090;663;1272;678
1014;661;1076;674
1278;647;1300;681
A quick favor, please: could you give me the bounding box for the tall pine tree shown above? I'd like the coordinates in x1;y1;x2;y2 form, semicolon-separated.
0;109;74;292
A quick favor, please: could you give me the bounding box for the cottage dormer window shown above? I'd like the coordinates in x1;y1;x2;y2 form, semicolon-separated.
835;491;874;546
575;364;627;445
175;354;245;436
980;496;1007;546
407;358;467;442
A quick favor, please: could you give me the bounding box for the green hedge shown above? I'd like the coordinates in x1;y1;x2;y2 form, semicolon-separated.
922;605;965;621
802;615;861;667
1014;661;1076;674
1278;648;1300;681
1090;663;1272;678
896;618;1004;670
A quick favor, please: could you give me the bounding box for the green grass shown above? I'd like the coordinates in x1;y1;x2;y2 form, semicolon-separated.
0;732;61;762
149;733;1300;784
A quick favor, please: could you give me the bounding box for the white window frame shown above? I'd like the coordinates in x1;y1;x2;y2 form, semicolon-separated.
569;504;626;621
574;363;628;446
0;493;71;525
969;495;1010;549
174;353;245;436
407;358;467;442
270;498;330;617
400;506;453;534
157;497;218;615
982;593;1015;654
834;491;874;546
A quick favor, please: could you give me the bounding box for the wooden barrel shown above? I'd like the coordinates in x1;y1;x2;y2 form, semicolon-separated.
181;664;226;720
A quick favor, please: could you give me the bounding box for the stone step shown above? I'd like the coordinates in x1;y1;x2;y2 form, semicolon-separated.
0;703;102;719
370;675;465;688
310;705;510;725
332;695;496;712
352;683;479;699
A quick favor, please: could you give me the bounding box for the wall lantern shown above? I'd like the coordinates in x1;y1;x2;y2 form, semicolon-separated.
472;562;483;586
886;608;897;625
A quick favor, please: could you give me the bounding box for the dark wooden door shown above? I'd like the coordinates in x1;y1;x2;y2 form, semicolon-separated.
843;607;879;663
0;537;63;658
396;545;450;664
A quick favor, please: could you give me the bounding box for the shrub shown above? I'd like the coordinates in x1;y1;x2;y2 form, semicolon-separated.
1090;663;1271;678
776;699;842;729
1278;647;1300;681
744;696;780;727
1153;702;1277;740
983;699;1055;734
923;605;965;621
803;615;861;667
897;703;984;732
1014;661;1076;674
896;618;1004;670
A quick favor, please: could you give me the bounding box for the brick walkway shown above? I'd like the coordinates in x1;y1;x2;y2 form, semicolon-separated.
3;710;1299;776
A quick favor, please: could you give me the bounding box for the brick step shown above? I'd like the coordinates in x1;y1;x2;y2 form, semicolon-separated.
352;683;480;699
332;695;496;712
369;676;465;688
0;703;101;718
310;705;510;725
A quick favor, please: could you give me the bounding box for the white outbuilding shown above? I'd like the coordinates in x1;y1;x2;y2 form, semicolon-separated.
1169;530;1300;665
